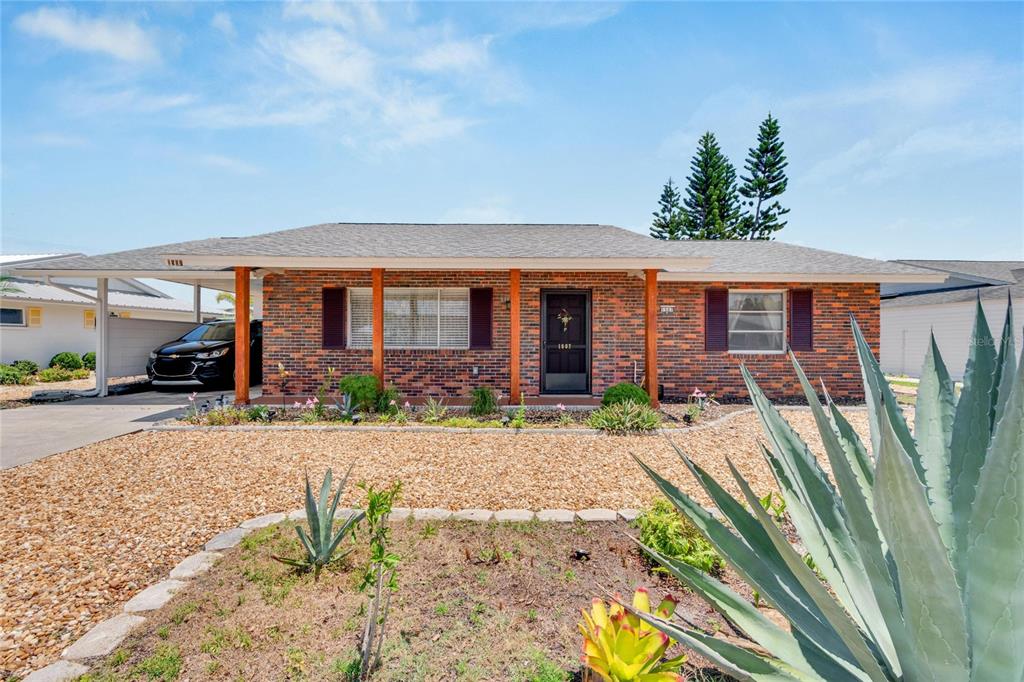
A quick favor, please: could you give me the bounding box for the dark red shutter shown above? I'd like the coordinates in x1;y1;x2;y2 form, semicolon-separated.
322;288;346;349
469;288;493;349
790;289;813;352
705;288;729;351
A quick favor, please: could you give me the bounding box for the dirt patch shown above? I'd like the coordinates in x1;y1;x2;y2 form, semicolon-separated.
82;519;739;681
0;374;147;408
0;408;870;676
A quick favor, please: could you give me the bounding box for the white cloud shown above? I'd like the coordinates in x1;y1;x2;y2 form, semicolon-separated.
185;100;335;128
496;3;622;31
29;132;90;148
63;88;197;116
262;28;375;91
282;1;385;33
197;154;262;175
211;12;236;39
411;37;492;74
14;7;159;63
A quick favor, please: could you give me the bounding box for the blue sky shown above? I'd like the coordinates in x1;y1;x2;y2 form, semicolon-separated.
2;1;1022;273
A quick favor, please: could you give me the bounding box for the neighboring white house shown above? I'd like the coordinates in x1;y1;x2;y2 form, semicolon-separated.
881;260;1023;380
0;254;218;367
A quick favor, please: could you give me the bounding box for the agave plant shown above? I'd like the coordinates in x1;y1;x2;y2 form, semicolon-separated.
632;299;1022;681
579;587;686;681
274;466;365;581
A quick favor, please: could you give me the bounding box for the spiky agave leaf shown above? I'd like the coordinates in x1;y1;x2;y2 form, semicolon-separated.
914;333;957;552
966;352;1024;680
950;299;998;581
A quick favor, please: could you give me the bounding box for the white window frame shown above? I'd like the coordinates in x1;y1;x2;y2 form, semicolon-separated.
0;306;26;327
727;289;786;354
346;287;471;350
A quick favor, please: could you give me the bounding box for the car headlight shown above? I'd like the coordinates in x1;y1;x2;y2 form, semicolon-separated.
149;351;157;359
196;347;229;359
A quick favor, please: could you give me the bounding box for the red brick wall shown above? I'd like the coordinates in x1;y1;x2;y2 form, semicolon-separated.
658;282;878;402
262;270;878;402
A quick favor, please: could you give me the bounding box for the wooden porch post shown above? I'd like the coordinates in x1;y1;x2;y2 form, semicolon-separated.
234;267;251;405
509;269;521;403
372;268;384;389
644;268;659;408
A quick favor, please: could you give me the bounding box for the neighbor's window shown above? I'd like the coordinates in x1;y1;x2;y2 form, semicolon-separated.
348;288;470;349
728;291;785;352
0;307;25;326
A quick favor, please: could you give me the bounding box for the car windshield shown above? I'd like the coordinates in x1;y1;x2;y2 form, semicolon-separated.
180;323;235;342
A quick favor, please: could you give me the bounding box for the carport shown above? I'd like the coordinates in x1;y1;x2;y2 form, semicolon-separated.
10;249;265;401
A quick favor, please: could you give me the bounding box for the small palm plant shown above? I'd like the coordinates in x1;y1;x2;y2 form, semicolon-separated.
633;300;1022;681
274;466;365;581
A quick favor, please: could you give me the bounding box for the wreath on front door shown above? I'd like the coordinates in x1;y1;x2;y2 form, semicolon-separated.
557;308;573;333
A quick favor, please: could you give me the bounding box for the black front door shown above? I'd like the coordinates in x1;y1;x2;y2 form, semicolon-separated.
541;291;590;394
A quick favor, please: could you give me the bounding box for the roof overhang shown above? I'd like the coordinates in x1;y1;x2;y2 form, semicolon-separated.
658;271;950;283
9;268;235;280
160;255;714;271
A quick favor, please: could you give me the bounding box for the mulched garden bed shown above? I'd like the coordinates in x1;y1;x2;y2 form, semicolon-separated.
80;519;738;681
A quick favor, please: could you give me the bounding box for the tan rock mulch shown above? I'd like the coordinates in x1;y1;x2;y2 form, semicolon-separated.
0;408;869;677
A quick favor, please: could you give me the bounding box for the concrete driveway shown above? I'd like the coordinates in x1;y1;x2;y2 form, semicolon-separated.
0;386;261;469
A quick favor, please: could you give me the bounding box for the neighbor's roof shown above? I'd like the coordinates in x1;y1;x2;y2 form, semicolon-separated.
0;254;71;265
883;260;1023;308
0;281;217;314
893;259;1024;285
11;223;945;283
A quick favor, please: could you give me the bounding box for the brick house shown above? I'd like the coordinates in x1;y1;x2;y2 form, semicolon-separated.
14;223;941;405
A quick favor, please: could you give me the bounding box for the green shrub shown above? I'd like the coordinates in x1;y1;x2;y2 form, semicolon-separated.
587;400;661;432
11;360;39;375
469;386;498;416
601;381;651;407
82;352;96;370
205;406;247;426
245;405;272;422
338;374;380;412
376;384;401;415
49;351;84;370
0;364;31;385
37;367;74;382
635;499;723;576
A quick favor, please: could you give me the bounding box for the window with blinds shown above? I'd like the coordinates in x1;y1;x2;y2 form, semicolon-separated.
347;288;470;349
728;291;785;352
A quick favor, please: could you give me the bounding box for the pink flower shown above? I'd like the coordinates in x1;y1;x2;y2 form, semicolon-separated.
404;401;411;408
293;401;302;409
312;396;320;404
556;403;566;411
188;392;197;401
389;399;396;406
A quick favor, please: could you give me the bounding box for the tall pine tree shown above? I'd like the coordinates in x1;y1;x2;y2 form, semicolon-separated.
739;113;789;240
681;132;742;239
650;177;686;239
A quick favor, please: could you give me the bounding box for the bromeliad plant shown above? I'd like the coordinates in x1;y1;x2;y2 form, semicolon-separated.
579;587;686;681
273;466;364;581
632;300;1023;681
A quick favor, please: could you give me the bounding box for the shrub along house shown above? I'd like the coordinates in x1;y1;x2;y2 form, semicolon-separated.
12;223;941;406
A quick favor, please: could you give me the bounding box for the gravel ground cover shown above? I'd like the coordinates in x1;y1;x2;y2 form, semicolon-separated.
0;408;869;677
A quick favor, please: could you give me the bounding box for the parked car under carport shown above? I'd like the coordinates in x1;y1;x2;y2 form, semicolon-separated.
147;319;262;388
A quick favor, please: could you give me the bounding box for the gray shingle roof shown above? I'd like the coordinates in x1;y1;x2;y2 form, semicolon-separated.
659;239;932;276
10;222;942;281
882;283;1021;308
164;223;688;259
894;260;1024;284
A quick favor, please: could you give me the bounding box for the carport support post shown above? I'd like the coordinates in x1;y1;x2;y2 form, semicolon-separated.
96;278;109;397
192;284;202;323
372;268;384;389
644;268;659;408
509;269;521;403
234;267;251;405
